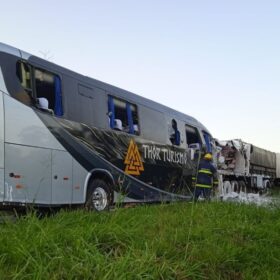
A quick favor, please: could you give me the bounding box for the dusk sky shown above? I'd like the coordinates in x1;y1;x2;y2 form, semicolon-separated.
1;1;280;152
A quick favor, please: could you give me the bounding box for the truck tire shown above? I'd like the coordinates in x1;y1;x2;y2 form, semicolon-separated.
238;181;247;193
85;179;113;211
223;181;231;195
231;181;239;193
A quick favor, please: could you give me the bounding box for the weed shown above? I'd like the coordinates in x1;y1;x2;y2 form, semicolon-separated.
0;202;279;279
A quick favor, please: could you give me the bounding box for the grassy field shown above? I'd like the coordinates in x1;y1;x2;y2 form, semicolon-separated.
0;201;279;279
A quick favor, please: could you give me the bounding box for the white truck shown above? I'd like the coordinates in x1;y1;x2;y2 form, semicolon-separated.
213;139;279;195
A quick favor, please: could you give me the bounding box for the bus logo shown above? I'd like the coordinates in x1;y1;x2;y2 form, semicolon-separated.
124;139;144;175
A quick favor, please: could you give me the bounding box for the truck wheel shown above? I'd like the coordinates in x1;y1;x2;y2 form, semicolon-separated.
85;179;113;211
238;181;247;193
231;181;239;193
223;181;231;194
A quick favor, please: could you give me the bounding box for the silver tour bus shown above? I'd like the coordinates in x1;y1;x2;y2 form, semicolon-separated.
0;42;213;211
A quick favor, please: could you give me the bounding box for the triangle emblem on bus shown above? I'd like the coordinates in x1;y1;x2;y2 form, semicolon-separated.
124;139;144;175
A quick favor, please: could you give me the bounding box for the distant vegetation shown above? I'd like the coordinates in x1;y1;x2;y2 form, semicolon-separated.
0;201;279;279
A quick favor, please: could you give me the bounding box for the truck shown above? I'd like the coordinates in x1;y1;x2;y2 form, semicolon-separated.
213;139;279;195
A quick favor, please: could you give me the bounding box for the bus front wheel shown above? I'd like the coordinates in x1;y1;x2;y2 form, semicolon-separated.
85;179;113;211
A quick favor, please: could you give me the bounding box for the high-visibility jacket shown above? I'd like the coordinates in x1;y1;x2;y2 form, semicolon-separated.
192;159;218;188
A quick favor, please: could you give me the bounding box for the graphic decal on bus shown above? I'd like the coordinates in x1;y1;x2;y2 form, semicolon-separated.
124;139;144;175
142;144;189;165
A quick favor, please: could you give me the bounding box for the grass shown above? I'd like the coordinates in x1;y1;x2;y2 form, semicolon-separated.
0;201;279;279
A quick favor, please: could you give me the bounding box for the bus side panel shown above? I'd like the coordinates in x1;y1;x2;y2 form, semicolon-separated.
3;91;70;205
4;144;52;204
276;153;280;179
4;94;65;150
72;159;88;204
51;150;73;204
0;91;4;201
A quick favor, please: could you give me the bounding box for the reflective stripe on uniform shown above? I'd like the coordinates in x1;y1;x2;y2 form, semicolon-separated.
192;177;196;180
198;169;213;175
195;184;212;189
214;180;219;184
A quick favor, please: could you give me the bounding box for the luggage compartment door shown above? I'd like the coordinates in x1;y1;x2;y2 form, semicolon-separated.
51;150;73;204
5;144;52;204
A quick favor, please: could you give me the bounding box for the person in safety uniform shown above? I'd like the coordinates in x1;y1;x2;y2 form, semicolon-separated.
192;153;218;201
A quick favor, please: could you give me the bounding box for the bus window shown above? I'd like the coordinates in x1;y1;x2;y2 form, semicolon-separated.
129;103;140;135
203;131;212;153
35;69;63;116
108;96;140;135
16;61;32;94
169;119;180;146
185;124;201;147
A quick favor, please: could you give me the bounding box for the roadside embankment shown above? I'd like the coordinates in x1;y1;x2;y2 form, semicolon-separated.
0;201;279;279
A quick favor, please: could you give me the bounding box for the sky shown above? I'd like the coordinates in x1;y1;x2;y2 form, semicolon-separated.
1;1;280;152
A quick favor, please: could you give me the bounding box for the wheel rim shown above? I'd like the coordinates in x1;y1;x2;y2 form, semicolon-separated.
92;187;108;211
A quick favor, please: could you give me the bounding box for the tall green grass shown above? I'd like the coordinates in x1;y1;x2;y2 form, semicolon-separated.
0;202;279;279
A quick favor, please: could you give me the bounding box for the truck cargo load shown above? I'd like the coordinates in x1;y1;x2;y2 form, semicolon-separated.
250;145;276;177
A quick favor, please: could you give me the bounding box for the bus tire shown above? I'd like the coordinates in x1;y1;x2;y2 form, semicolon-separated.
263;180;271;190
85;179;113;211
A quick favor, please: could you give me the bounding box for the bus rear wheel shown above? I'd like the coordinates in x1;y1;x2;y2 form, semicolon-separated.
85;179;113;211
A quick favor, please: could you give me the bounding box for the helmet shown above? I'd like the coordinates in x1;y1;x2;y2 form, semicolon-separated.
204;153;212;160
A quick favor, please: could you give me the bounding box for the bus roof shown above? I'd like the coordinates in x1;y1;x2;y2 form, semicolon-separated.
0;42;210;134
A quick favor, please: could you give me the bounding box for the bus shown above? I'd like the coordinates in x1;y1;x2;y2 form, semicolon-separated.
0;42;213;211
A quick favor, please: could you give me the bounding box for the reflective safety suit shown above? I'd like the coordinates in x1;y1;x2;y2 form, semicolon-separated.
192;158;218;201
